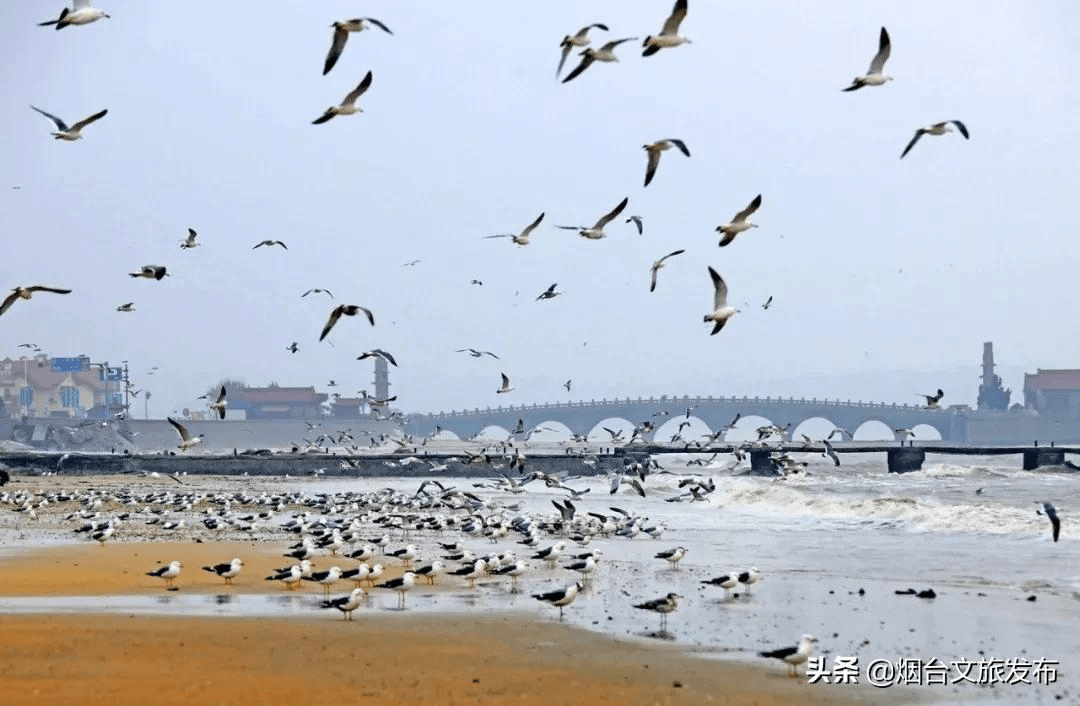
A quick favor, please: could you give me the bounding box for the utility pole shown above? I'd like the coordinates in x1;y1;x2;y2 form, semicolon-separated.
145;391;151;420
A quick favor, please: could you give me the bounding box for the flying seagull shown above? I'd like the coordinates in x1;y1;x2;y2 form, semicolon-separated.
642;138;690;187
918;389;945;409
900;121;969;159
208;385;227;420
30;105;107;141
760;635;819;677
402;259;420;267
716;194;762;246
357;349;398;367
536;283;563;301
286;341;299;354
762;295;773;310
626;215;644;235
649;250;686;292
561;38;638;83
323;19;393;75
842;27;892;91
557;197;629;239
1036;502;1061;542
302;288;332;298
564;379;572;392
457;348;499;359
180;228;199;249
557;23;609;78
167;417;204;451
484;212;545;246
0;285;72;317
642;0;690;57
497;373;514;394
313;71;374;125
129;265;167;280
320;304;374;341
823;438;841;466
116;302;135;312
253;240;288;250
704;267;737;335
39;2;109;29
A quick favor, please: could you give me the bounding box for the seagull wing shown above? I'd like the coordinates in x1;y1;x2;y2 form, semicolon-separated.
603;37;640;50
27;286;72;295
320;306;344;341
30;105;68;131
709;267;728;309
167;417;193;442
732;194;762;223
649;264;660;293
521;212;545;238
323;26;349;75
868;26;891;74
364;17;393;34
557;41;574;78
593;197;629;229
667;138;691;157
661;0;689;35
343;71;374;105
900;129;924;159
644;148;661;187
70;109;108;132
561;53;595;83
659;249;685;264
357;306;375;325
950;120;970;139
374;349;397;366
500;372;510;389
0;291;20;317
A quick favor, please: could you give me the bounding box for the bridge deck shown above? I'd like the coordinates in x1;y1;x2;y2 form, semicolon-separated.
626;444;1080;455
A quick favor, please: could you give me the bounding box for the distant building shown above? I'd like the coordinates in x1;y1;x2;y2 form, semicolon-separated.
1023;370;1080;421
0;355;111;419
228;384;327;419
330;396;365;418
977;342;1011;411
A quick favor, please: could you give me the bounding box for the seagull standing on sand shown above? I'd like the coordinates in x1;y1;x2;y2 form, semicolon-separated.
167;417;203;451
320;304;375;341
842;27;892;91
323;19;392;75
655;546;688;569
702;571;740;598
496;373;514;394
642;139;690;187
39;1;109;29
483;212;545;246
375;571;417;609
759;635;819;677
557;197;629;239
901;121;969;158
146;560;182;588
716;194;762;246
0;286;72;318
738;567;761;595
202;558;244;585
649;250;685;292
557;24;609;78
532;581;583;620
304;566;343;594
642;0;690;56
180;228;199;249
704;267;737;335
1036;502;1061;542
30;105;107;140
561;38;638;83
634;592;681;632
322;587;365;620
313;71;374;125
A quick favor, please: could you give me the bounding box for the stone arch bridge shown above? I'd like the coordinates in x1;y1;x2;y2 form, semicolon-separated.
410;395;967;442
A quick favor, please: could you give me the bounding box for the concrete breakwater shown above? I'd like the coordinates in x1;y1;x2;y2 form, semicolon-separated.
0;450;624;480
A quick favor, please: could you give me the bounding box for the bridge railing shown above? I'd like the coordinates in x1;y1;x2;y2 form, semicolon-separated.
418;394;938;419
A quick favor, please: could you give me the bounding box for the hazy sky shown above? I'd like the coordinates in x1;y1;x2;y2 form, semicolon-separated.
3;1;1079;419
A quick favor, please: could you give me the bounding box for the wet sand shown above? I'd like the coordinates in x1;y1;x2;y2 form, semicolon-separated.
0;542;898;705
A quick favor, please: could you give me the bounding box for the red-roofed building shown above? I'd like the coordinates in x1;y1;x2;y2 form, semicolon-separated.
330;397;365;418
228;384;328;419
1024;369;1080;420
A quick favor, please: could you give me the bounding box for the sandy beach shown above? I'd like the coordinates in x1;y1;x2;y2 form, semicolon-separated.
0;540;901;706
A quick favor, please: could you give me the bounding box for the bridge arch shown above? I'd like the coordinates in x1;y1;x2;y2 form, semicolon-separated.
528;421;572;441
654;416;712;444
910;423;943;441
792;416;840;442
475;425;512;440
588;417;634;442
853;420;894;441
